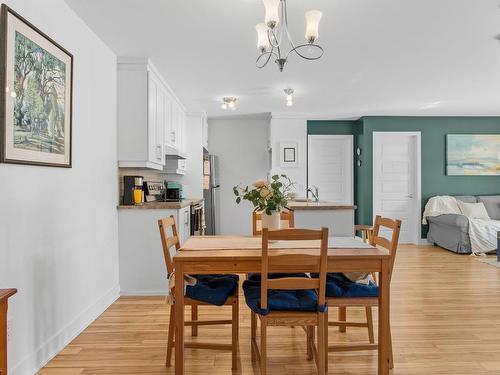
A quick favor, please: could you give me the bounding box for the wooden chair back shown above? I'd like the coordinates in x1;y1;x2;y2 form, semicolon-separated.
158;215;181;275
371;215;402;280
260;227;329;311
252;209;295;235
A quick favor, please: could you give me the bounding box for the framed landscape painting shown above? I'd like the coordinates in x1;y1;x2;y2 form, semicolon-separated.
0;5;73;167
446;134;500;176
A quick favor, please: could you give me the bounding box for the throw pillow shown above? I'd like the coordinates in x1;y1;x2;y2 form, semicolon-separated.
457;201;491;219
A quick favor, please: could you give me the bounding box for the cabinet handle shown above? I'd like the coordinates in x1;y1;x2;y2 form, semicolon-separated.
171;131;176;143
184;211;189;225
156;144;162;160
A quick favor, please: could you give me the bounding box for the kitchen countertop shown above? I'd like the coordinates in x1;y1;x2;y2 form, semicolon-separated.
288;201;357;210
118;198;203;210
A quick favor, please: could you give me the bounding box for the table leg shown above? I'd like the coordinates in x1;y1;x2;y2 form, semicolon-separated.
175;263;185;375
378;259;390;374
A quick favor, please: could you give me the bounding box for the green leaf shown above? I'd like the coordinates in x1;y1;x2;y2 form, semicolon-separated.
236;197;241;204
272;174;279;181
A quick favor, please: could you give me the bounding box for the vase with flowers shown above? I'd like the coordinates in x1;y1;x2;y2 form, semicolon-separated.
233;174;294;230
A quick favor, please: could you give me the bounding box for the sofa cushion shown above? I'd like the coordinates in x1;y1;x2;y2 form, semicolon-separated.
457;201;490;219
477;196;500;220
454;196;478;204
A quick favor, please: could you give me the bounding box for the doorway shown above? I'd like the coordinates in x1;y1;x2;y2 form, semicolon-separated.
373;132;421;244
308;135;353;204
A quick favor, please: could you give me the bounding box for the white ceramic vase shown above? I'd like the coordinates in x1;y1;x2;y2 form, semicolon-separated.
261;211;281;231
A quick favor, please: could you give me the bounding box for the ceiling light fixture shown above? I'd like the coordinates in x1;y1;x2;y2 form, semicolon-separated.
255;0;324;72
221;97;238;111
284;88;294;106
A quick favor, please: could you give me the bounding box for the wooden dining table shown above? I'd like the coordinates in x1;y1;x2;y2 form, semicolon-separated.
173;236;392;375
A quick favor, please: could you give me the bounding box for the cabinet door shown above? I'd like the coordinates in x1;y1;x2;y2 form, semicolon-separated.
148;72;164;165
156;84;166;165
177;207;191;244
164;93;174;148
171;102;180;149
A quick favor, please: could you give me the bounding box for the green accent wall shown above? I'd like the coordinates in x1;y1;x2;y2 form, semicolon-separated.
308;117;500;238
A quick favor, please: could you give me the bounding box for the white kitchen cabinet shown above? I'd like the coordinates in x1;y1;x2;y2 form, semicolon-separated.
202;115;208;150
118;58;166;170
118;57;186;170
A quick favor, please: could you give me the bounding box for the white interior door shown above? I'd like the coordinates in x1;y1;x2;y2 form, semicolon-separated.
373;132;421;244
308;135;353;204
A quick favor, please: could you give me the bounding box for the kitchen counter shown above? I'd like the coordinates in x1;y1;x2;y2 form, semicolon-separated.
287;200;355;236
118;198;203;210
288;201;357;210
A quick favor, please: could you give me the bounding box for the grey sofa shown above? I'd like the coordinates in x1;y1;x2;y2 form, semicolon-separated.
426;195;500;254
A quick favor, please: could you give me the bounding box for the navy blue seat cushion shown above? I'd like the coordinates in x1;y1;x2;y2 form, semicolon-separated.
311;272;379;298
243;277;322;316
247;273;309;281
186;274;239;306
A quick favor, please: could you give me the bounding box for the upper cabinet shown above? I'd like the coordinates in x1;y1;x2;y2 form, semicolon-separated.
202;115;208;150
118;57;186;170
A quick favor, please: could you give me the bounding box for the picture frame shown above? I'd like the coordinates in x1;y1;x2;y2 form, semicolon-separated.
446;134;500;176
0;5;73;167
279;142;298;168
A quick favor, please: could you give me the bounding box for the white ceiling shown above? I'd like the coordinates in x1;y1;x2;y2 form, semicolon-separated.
65;0;500;118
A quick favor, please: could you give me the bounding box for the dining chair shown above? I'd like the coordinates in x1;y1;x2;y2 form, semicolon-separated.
354;224;374;244
252;209;295;235
158;216;240;369
243;227;329;375
320;215;401;371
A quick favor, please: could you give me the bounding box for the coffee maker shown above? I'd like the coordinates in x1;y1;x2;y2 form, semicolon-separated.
123;176;144;205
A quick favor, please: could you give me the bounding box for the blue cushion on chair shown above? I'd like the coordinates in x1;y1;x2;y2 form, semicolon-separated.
243;279;320;316
324;273;379;298
186;274;239;306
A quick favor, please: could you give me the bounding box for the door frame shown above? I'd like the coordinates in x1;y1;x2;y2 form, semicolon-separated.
307;134;354;205
372;131;422;244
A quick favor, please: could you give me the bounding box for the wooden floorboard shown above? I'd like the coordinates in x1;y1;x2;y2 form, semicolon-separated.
39;245;500;374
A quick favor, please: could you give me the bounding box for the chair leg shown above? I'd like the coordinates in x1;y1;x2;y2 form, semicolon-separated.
325;311;329;373
389;322;394;369
231;297;239;370
338;306;347;333
251;312;257;362
365;306;375;344
166;305;175;367
317;314;326;375
191;304;198;337
306;326;313;360
260;318;268;375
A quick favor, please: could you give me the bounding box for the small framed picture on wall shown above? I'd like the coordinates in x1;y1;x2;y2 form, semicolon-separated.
279;142;298;168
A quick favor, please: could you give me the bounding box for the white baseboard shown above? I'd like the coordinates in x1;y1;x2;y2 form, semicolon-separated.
11;284;120;375
418;238;432;246
120;290;167;296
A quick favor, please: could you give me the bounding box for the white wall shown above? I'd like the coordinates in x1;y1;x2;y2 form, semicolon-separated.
0;1;119;374
208;116;270;235
269;115;308;197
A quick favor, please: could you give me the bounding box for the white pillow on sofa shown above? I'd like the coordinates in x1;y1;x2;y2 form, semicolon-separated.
457;201;491;219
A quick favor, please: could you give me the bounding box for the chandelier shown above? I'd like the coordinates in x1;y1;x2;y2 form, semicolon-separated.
255;0;324;72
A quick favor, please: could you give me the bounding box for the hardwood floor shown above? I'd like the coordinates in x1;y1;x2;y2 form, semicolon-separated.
39;245;500;375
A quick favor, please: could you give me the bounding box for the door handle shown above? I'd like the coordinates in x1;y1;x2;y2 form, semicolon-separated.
407;194;414;198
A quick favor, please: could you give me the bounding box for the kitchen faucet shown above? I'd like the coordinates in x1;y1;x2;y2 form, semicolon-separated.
307;185;320;202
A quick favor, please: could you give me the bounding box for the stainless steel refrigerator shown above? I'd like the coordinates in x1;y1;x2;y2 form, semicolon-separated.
203;154;219;235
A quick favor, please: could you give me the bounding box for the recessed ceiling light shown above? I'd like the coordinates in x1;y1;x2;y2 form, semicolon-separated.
284;88;294;107
221;97;238;110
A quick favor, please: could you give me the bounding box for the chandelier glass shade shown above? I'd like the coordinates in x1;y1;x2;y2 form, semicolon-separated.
255;0;324;72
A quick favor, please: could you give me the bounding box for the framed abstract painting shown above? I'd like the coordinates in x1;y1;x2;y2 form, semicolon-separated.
0;5;73;167
446;134;500;176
